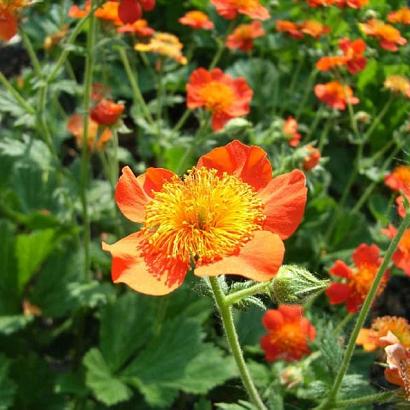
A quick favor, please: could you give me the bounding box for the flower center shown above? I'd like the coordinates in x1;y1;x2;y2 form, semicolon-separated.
350;265;383;298
143;167;265;264
199;81;235;112
268;323;309;358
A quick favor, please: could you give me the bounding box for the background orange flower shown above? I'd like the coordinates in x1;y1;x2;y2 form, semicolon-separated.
226;21;265;51
211;0;270;20
315;81;359;110
179;10;214;30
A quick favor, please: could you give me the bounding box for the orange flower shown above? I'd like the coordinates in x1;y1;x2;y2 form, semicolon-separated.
69;1;121;24
383;333;410;400
326;244;389;312
316;38;367;74
0;0;28;41
102;140;307;295
178;10;214;30
385;165;410;192
388;8;410;25
384;75;410;98
335;0;368;8
135;32;187;64
359;19;407;51
357;316;410;352
260;305;316;362
90;99;125;126
67;114;112;151
300;20;330;38
275;20;303;39
283;116;302;147
117;19;154;36
307;0;336;6
187;68;253;131
211;0;270;21
303;145;321;171
226;21;265;52
383;225;410;276
315;81;359;110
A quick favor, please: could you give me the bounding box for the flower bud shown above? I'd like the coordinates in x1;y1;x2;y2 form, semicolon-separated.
271;265;329;304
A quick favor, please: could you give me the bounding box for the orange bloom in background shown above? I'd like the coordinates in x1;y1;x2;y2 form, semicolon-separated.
335;0;368;8
260;305;316;362
90;99;125;126
211;0;270;21
67;114;113;151
359;19;407;51
275;20;303;39
178;10;214;30
226;21;265;52
69;1;121;24
283;116;302;147
315;81;359;110
135;32;187;64
0;0;28;41
303;145;321;171
383;333;410;400
326;244;389;313
102;140;307;295
317;38;367;74
300;20;330;38
307;0;336;6
385;165;410;192
117;19;154;36
187;68;253;131
384;75;410;98
382;225;410;276
357;316;410;351
388;8;410;25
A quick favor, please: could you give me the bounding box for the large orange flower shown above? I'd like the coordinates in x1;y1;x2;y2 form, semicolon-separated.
226;21;265;52
0;0;28;41
357;316;410;352
359;19;407;52
211;0;270;20
316;38;367;75
260;305;316;362
315;81;359;110
388;8;410;25
102;140;307;296
187;68;253;131
385;165;410;192
326;244;389;312
383;333;410;400
178;10;214;30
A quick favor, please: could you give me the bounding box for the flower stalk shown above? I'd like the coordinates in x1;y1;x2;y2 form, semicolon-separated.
209;276;267;410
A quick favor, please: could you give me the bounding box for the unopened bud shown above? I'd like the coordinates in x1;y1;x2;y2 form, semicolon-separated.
355;111;371;124
272;265;329;304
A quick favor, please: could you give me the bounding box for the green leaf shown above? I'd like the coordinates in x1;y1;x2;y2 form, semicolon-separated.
16;229;58;291
100;293;154;372
0;315;33;335
83;348;133;407
216;401;256;410
0;355;16;410
340;374;375;398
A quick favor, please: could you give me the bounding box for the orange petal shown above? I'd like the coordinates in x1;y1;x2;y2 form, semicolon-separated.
279;304;303;321
194;230;284;282
0;10;18;41
329;260;352;279
102;233;185;295
352;244;381;268
197;140;272;191
262;309;284;330
115;166;175;223
326;282;351;304
258;170;307;240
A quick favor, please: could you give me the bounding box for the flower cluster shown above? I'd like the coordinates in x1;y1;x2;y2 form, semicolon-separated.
276;19;330;39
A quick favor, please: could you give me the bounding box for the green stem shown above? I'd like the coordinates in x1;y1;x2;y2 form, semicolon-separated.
317;211;410;410
334;391;394;408
173;109;193;133
19;28;41;77
332;313;354;336
79;0;97;281
0;72;35;114
225;282;271;307
318;117;333;151
118;47;154;125
296;69;318;120
362;96;394;142
209;277;267;410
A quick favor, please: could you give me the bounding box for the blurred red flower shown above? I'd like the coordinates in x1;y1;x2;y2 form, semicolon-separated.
0;0;28;41
382;225;410;276
315;81;359;110
283;116;302;147
260;305;316;362
102;140;307;295
211;0;270;20
186;68;253;131
326;244;389;312
226;21;265;51
90;99;125;126
360;19;407;51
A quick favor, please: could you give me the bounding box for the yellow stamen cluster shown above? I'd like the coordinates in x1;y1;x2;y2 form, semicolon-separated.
143;167;265;264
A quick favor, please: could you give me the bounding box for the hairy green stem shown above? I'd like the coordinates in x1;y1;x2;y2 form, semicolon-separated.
225;282;271;307
209;277;267;410
79;0;97;281
317;211;410;409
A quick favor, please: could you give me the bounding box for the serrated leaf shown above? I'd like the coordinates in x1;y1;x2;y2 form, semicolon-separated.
340;374;375;398
83;348;132;406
